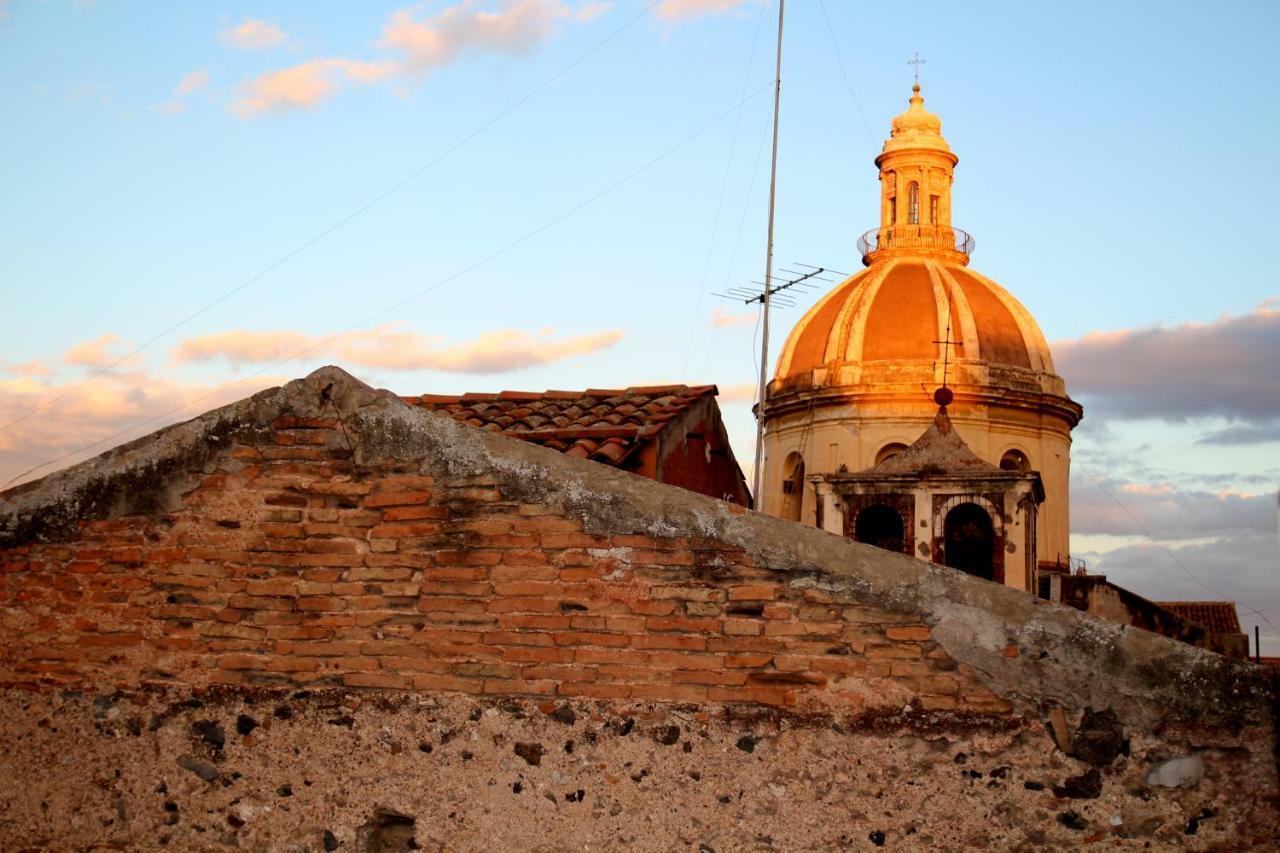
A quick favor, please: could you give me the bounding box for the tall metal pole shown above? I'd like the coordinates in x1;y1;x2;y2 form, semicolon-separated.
752;0;784;507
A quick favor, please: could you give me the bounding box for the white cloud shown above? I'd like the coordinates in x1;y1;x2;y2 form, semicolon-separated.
221;19;287;51
232;1;605;117
170;324;624;374
654;0;750;22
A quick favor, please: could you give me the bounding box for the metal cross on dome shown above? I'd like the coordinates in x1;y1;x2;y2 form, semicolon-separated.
908;53;926;85
933;323;959;391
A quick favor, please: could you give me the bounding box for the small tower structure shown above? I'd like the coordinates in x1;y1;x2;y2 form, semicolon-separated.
813;388;1045;591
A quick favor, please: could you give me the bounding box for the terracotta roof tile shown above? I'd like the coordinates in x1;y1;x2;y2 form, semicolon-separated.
1157;602;1243;635
403;385;720;468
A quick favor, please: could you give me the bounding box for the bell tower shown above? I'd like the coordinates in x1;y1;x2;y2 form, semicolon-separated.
867;84;967;266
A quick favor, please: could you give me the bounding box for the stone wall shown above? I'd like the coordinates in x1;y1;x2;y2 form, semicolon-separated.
0;367;1276;850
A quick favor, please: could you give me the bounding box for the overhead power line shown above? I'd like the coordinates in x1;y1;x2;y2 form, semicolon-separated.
0;0;666;438
4;82;774;489
817;0;877;149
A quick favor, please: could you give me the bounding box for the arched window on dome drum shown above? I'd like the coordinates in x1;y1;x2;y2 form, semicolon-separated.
907;182;920;225
929;195;939;225
999;449;1030;474
875;442;909;466
855;504;905;553
944;503;995;581
780;452;805;523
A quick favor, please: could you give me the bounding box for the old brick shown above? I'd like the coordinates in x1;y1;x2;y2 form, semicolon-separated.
723;618;762;636
646;616;721;633
364;490;434;508
553;632;630;648
649;586;725;603
885;625;932;641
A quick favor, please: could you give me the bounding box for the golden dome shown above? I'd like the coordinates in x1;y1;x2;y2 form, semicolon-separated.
773;256;1064;398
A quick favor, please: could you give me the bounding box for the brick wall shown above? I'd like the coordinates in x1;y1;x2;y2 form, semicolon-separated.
0;410;1008;714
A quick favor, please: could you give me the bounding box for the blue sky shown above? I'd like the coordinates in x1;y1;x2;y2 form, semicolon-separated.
2;1;1278;649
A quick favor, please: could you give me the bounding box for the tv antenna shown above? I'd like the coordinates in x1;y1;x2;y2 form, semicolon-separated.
751;0;785;507
715;264;840;310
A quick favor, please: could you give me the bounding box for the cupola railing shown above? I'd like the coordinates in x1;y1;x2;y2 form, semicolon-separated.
858;225;974;266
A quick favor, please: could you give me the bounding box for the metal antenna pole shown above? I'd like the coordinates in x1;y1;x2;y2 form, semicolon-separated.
752;0;784;507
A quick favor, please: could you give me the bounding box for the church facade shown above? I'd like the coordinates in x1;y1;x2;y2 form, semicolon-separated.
760;84;1082;588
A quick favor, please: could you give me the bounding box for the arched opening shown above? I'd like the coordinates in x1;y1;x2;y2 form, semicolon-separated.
999;449;1030;473
907;182;920;224
929;195;939;225
875;442;909;465
855;504;905;553
780;452;805;522
944;503;995;581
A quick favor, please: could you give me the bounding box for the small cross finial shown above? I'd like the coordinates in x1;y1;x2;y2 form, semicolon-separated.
932;323;958;392
908;52;926;86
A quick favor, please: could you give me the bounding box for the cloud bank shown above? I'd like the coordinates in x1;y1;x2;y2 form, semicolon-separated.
1053;303;1280;424
170;324;624;374
1070;473;1274;540
0;357;282;488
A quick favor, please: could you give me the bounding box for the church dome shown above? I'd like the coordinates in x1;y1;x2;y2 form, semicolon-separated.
760;80;1080;573
773;256;1057;390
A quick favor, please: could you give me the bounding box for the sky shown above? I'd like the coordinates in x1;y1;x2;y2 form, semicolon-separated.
2;1;1278;650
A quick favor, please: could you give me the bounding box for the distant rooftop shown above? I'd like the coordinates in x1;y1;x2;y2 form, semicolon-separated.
402;385;720;469
1157;601;1243;635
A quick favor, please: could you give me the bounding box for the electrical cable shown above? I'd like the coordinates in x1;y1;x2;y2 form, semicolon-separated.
817;0;877;149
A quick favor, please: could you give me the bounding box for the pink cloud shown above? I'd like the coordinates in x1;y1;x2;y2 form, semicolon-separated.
1;360;52;378
0;367;283;488
232;1;604;118
170;324;624;373
716;382;758;403
221;19;287;51
232;58;397;116
381;0;599;74
63;334;125;368
711;309;758;328
175;69;210;96
654;0;749;22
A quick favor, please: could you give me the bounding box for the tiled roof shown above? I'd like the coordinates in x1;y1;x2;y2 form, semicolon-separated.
1157;601;1243;635
403;385;719;467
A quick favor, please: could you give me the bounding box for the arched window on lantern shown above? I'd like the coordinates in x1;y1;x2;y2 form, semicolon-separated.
907;182;920;225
